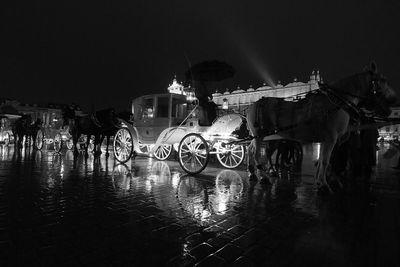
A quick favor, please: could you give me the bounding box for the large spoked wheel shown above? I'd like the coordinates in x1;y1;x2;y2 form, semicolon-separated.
113;128;134;163
153;144;172;160
35;130;44;150
178;133;209;175
66;138;74;150
54;133;62;152
216;143;245;169
3;133;10;146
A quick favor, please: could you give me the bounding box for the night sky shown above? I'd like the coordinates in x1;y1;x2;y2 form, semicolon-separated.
1;0;399;111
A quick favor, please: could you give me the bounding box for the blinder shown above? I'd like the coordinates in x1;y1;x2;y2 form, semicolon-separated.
364;71;392;117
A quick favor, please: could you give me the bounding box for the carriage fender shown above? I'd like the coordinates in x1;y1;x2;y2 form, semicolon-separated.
150;127;187;153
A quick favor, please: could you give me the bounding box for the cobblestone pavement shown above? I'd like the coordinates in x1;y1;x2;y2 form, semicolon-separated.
0;143;399;266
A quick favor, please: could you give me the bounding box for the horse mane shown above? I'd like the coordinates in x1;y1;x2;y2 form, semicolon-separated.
330;71;370;96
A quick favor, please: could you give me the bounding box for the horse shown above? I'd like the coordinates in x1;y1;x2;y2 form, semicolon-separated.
62;106;118;157
246;62;397;193
12;115;42;149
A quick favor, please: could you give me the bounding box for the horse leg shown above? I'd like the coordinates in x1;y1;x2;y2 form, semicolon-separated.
94;135;101;157
85;135;91;158
105;135;110;157
254;137;270;184
317;140;336;194
266;142;278;177
247;139;258;181
18;134;23;149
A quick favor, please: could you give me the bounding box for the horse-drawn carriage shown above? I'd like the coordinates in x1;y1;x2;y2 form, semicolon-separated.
0;106;22;146
113;93;247;174
0;117;16;146
35;125;75;152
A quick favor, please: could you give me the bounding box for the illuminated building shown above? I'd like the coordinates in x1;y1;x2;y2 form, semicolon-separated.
378;105;400;140
212;70;322;113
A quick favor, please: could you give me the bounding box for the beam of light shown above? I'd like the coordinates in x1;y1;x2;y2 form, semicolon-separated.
229;30;276;88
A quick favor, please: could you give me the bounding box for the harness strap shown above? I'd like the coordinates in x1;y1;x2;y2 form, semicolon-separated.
318;83;361;122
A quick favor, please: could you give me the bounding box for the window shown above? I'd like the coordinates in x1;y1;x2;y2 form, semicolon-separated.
157;97;169;118
142;98;154;118
171;98;186;118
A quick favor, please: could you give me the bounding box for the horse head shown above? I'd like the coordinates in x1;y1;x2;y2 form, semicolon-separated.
360;62;397;117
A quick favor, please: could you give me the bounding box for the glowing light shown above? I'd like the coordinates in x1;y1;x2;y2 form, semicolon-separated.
222;98;229;110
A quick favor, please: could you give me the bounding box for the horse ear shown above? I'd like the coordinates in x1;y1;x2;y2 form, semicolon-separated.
370;61;378;73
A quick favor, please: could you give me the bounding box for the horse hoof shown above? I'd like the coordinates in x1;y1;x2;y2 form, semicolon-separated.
249;173;258;182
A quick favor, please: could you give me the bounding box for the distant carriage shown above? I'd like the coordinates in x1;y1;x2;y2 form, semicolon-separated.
0;117;18;146
0;106;22;146
113;93;247;174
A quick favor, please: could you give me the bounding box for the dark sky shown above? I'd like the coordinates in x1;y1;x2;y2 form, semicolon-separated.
1;0;399;111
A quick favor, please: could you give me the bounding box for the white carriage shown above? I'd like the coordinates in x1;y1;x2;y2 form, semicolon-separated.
113;93;246;174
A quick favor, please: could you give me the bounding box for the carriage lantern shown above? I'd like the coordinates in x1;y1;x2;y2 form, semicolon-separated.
186;90;197;102
222;98;229;110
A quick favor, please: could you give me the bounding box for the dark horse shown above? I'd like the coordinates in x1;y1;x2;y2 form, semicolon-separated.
62;106;119;157
246;63;397;193
13;115;42;149
98;111;132;157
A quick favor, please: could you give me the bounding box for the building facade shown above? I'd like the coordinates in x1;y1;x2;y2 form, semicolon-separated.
212;71;322;113
378;106;400;141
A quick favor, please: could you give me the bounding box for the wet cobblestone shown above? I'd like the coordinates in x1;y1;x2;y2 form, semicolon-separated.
0;144;399;266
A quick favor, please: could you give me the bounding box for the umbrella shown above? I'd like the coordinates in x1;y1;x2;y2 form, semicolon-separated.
185;60;235;82
0;105;21;119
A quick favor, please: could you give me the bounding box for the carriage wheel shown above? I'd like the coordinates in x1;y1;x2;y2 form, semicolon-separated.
35;130;44;150
3;133;10;146
88;136;95;152
178;133;209;174
113;128;134;163
153;144;172;161
54;134;62;152
66;138;74;150
216;143;245;169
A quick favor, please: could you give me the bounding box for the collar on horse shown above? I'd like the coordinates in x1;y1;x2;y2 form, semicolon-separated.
318;82;362;122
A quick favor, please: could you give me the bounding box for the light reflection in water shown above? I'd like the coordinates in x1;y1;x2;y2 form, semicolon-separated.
112;164;132;192
177;169;244;225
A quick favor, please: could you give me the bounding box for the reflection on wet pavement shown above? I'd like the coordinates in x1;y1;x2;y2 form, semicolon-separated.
0;143;399;266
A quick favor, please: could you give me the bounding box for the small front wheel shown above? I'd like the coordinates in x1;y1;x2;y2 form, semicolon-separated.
113;128;134;163
54;133;62;152
216;143;245;169
178;133;209;174
66;138;74;150
35;130;44;150
153;144;172;160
